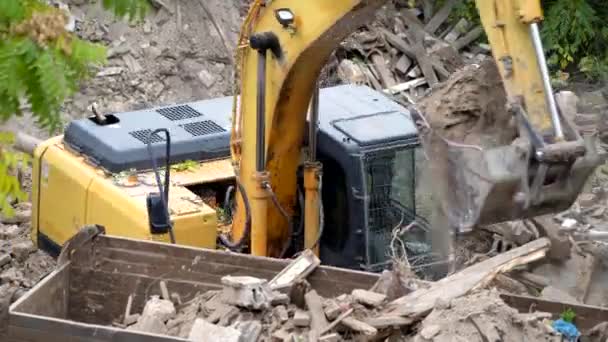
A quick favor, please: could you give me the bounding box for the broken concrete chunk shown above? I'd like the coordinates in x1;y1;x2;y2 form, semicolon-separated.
234;320;262;342
293;309;311;327
188;318;241;342
11;241;36;263
0;225;20;240
221;275;274;310
323;299;341;321
0;254;11;267
142;295;176;323
270;292;290;306
0;267;24;285
352;289;386;307
274;305;289;323
128;314;168;335
420;324;441;339
341;317;377;336
407;66;422;78
319;333;341;342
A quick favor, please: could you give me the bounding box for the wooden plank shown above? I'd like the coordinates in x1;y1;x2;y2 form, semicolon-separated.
305;290;329;341
382;238;551;318
574;253;597;303
370;53;397;88
454;26;484;51
10;263;70;319
424;0;458;34
409;28;438;86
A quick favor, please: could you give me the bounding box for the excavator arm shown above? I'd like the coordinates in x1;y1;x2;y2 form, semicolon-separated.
227;0;601;258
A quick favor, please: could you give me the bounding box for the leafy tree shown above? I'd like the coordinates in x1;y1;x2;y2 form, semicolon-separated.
0;0;149;216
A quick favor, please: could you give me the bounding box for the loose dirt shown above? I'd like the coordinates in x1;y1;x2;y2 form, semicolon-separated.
417;58;517;147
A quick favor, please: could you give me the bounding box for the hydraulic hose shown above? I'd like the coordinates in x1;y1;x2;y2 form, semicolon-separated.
265;183;294;258
311;176;324;251
146;128;175;244
218;179;252;251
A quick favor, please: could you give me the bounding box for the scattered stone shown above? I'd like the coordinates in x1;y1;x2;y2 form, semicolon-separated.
143;20;153;34
272;329;291;342
395;55;412;74
198;69;217;88
562;218;578;229
271;292;290;306
122;54;143;74
0;226;20;240
221;276;273;311
10;241;36;263
351;289;386;307
141;295;176;323
188;318;241;342
0;255;10;268
293;309;311;327
407;66;422;78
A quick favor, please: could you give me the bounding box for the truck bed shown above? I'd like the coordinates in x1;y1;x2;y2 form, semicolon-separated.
8;227;379;341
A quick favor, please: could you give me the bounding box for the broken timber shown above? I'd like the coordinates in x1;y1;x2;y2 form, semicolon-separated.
380;238;551;318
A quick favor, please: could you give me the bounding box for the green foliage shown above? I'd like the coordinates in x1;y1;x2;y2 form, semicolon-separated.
560;308;576;323
541;0;601;70
0;0;149;217
171;160;200;172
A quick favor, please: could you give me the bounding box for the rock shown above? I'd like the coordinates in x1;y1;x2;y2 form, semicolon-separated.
407;66;422;78
234;320;262;342
395;55;412;75
323;299;341;320
221;276;273;310
188;318;241;342
351;289;386;307
1;210;30;225
420;324;441;339
337;59;366;84
143;20;153;34
274;305;289;323
142;295;176;323
122;54;143;74
128;314;168;335
271;292;290;306
0;225;20;240
293;309;311;327
578;193;597;208
541;286;579;304
272;329;291;342
319;333;341;342
0;254;10;268
11;241;36;263
0;268;24;285
198;69;217;88
97;67;124;77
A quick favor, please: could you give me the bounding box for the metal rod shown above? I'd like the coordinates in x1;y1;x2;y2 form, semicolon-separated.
308;85;320;161
530;23;564;140
256;50;267;172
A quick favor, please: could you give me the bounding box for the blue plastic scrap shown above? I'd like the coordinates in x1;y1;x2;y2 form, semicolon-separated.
552;319;580;342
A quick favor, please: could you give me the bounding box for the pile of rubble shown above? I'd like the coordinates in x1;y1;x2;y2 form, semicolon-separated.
329;0;488;105
111;238;607;341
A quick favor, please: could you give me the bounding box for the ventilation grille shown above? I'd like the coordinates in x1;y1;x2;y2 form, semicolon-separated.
129;129;165;144
181;120;226;136
156;105;203;121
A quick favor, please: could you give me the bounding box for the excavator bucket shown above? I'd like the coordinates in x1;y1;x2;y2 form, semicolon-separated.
411;105;602;234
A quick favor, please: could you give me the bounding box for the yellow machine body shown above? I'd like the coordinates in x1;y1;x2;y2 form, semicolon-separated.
31;136;227;252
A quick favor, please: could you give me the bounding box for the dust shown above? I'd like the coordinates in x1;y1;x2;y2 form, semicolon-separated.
417;58;517;147
408;289;561;342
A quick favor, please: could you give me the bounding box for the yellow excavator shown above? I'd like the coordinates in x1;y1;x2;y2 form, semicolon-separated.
23;0;601;272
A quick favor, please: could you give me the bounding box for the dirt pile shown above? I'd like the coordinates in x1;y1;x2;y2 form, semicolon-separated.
408;289;561;342
416;58;517;147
